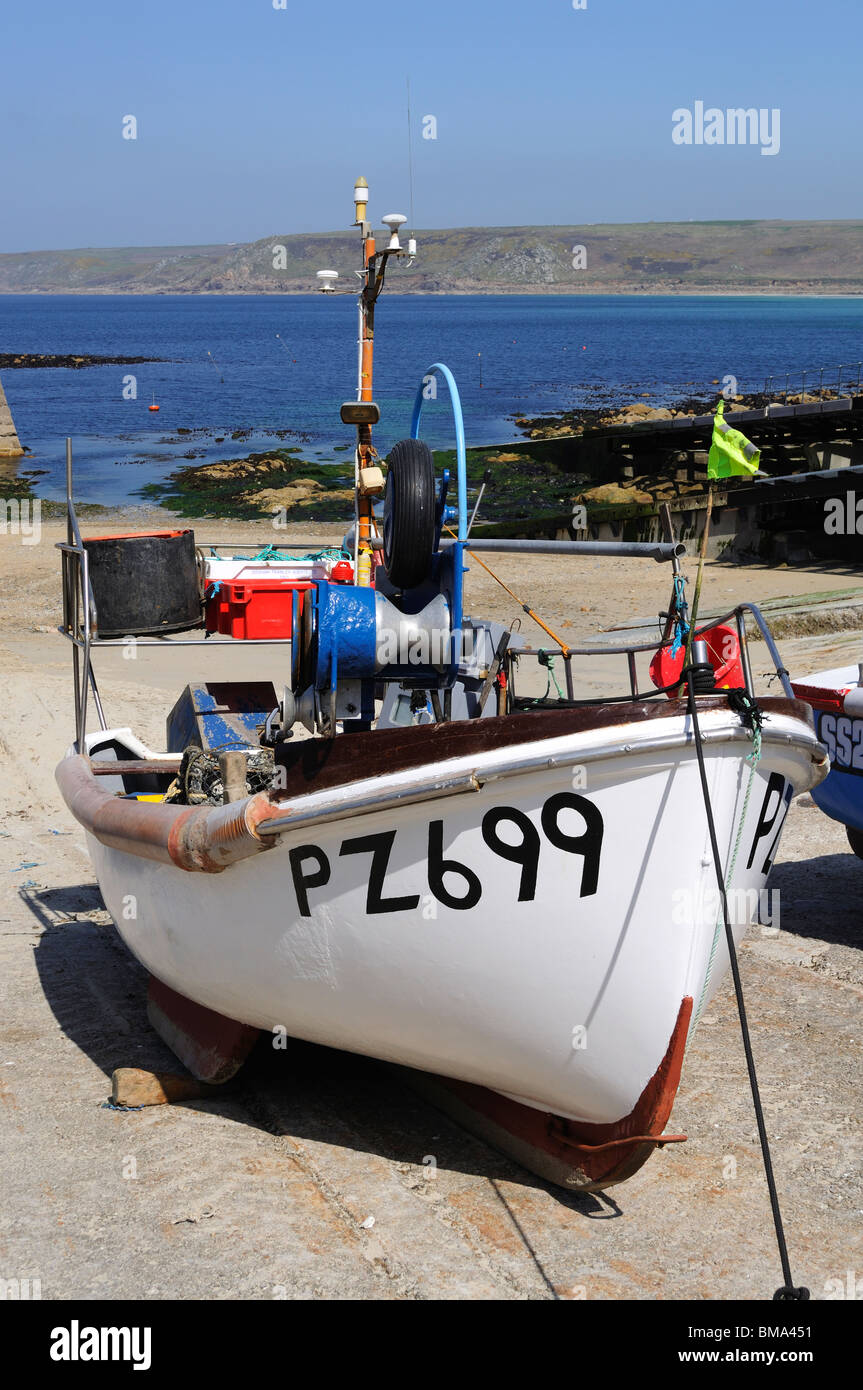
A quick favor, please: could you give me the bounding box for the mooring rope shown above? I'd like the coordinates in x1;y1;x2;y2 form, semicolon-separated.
691;693;763;1030
525;650;567;705
685;675;807;1300
669;574;690;659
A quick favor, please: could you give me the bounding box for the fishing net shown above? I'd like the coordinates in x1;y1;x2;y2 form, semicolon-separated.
163;745;277;805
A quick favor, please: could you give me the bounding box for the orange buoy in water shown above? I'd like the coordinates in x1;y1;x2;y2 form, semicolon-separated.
149;393;160;412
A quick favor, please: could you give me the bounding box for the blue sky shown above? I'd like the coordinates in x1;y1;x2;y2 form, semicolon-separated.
1;0;860;252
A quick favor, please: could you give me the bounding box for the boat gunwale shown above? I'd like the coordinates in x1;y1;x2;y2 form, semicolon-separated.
56;696;826;870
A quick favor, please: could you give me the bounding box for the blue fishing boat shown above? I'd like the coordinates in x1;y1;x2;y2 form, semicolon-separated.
791;663;863;857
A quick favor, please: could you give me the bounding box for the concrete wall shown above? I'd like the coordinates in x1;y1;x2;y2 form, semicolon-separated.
0;374;23;457
562;484;862;565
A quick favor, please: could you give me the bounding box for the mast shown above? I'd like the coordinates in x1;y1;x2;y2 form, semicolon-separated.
354;177;376;587
317;179;416;587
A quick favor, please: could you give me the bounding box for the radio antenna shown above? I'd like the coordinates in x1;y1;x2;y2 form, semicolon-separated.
406;77;415;236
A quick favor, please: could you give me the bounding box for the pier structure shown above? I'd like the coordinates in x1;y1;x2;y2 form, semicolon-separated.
485;371;863;562
0;373;23;457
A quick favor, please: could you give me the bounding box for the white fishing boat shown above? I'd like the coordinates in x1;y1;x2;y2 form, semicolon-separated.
55;179;828;1192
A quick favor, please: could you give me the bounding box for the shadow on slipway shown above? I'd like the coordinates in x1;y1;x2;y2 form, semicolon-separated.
768;852;863;948
22;880;625;1291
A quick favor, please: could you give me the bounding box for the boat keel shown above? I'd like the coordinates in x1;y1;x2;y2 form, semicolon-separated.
144;972;691;1191
146;976;260;1084
402;996;693;1192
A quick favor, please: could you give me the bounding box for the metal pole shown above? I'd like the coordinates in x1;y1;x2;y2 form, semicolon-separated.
79;548;91;748
72;636;82;752
66;438;74;548
453;538;685;563
736;609;754;698
355;189;377;587
627;650;639;698
467;468;492;537
66;440;83;749
740;603;794;699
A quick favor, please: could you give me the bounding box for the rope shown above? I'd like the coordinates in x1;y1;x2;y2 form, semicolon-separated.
442;525;572;657
526;650;567;705
685;678;808;1300
513;673;690;708
226;546;350;563
669;574;689;659
691;692;763;1029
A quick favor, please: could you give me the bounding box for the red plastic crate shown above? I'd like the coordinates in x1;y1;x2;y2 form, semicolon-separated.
205;579;315;640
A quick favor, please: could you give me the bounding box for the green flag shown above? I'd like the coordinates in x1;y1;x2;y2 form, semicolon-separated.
707;398;761;479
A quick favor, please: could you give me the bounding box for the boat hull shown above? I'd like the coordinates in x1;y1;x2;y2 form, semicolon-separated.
67;701;826;1146
792;666;863;844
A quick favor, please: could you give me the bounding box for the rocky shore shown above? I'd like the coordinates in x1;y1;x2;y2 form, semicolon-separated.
0;353;163;369
136;392;748;526
513;390;774;440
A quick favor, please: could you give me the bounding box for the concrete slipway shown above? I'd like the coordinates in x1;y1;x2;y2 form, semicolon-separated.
0;522;860;1300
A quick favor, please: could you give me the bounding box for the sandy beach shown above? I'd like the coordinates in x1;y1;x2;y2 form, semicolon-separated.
0;512;860;1300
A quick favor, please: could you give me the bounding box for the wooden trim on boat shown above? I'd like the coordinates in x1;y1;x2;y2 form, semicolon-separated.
57;696;820;871
90;759;183;777
272;697;814;801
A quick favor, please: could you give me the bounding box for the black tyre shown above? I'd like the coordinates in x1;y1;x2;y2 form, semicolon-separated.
847;826;863;860
383;438;436;589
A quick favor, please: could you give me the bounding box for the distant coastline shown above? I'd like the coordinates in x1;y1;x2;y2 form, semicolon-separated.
3;220;863;296
3;286;863;297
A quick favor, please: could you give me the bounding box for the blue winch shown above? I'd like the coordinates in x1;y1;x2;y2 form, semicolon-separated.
279;364;471;737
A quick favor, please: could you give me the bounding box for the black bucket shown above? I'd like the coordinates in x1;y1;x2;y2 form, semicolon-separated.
83;530;203;638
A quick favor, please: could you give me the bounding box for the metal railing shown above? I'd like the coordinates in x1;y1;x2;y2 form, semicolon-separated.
762;362;863;404
58;441;299;752
59;441;795;751
508;602;793;705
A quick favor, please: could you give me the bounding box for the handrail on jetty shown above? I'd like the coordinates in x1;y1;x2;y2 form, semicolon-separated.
763;361;863;403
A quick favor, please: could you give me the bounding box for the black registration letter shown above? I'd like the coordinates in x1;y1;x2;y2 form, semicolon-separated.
746;772;791;875
340;830;420;914
289;845;331;917
428;820;482;910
